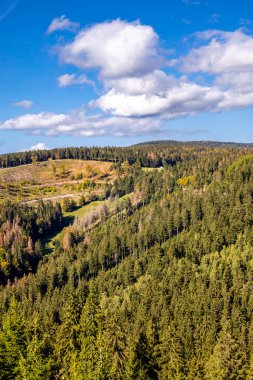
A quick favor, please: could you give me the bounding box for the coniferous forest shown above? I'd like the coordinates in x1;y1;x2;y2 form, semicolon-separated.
0;142;253;379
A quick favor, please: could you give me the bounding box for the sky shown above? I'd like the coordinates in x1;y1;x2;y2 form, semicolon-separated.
0;0;253;153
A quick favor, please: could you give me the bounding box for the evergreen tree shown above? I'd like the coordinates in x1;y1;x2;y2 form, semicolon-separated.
18;322;53;380
126;332;158;380
0;297;26;379
55;292;81;377
205;321;246;380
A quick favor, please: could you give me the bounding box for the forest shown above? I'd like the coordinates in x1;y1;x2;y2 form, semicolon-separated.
0;142;253;379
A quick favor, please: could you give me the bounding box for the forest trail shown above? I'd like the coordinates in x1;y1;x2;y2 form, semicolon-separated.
21;192;85;205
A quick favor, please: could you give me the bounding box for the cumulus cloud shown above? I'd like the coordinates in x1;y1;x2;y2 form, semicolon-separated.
57;73;95;88
104;70;176;95
178;28;253;112
0;112;66;130
47;15;80;35
94;79;225;118
215;72;253;93
4;22;253;139
181;29;253;74
59;19;160;78
0;110;162;137
12;100;34;109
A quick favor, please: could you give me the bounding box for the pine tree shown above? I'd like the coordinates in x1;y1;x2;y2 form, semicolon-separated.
76;282;109;379
205;321;246;380
126;332;158;380
104;314;127;380
0;297;26;379
157;325;185;380
55;292;81;377
18;321;53;380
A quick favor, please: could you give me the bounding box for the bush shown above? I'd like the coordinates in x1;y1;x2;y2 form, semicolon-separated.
78;195;86;207
62;198;77;212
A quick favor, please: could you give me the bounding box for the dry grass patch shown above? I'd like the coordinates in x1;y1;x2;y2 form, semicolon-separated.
0;160;114;185
0;159;116;203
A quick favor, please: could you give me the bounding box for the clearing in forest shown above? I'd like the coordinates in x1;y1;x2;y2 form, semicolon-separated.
0;159;116;203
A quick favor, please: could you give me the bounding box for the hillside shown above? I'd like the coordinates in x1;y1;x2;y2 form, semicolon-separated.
1;140;253;171
133;139;253;148
0;159;115;203
0;144;253;379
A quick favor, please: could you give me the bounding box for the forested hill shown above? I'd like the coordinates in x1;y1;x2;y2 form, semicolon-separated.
133;139;253;148
0;145;253;379
1;140;253;169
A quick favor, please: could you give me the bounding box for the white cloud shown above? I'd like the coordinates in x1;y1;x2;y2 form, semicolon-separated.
215;72;253;93
12;100;34;109
0;112;66;130
94;78;225;118
104;70;176;95
59;19;160;78
182;29;253;74
218;92;253;111
0;110;162;137
57;21;253;124
4;22;253;140
57;73;94;88
47;15;80;35
178;29;253;112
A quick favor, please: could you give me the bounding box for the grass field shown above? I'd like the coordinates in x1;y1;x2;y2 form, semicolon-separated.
0;159;113;184
64;200;104;218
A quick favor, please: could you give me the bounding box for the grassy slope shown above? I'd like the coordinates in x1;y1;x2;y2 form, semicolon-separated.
42;201;104;253
0;158;134;253
43;201;105;253
0;159;116;203
0;160;113;183
64;200;104;218
43;193;134;254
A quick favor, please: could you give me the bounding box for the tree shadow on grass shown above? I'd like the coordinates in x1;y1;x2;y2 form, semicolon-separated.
42;215;75;254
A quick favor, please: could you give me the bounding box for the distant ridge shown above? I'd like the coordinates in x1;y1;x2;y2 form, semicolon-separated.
132;140;253;148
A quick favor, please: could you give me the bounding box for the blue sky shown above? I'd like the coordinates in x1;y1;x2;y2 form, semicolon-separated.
0;0;253;153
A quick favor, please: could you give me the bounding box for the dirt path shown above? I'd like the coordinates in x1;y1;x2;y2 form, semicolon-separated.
22;179;84;188
21;192;85;205
21;177;112;189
